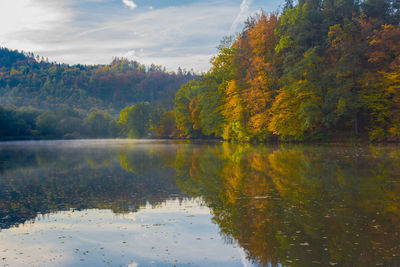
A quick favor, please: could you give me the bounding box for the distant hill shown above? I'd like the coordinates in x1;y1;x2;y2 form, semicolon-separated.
0;48;195;113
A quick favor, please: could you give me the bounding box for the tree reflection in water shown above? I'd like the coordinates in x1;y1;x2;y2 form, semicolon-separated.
0;141;399;266
0;142;182;229
174;143;400;266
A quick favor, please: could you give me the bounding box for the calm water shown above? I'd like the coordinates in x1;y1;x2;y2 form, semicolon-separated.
0;140;399;267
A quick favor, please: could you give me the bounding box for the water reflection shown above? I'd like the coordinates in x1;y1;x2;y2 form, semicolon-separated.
0;200;248;266
0;140;399;266
0;140;182;230
175;143;400;266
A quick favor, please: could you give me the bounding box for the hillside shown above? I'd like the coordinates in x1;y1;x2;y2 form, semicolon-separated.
0;48;194;113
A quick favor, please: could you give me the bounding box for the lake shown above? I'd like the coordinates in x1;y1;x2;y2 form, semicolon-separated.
0;140;399;266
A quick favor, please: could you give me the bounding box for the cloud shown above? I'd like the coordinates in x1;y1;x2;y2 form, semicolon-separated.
0;0;73;52
0;0;281;72
122;0;137;10
37;1;238;71
230;0;253;33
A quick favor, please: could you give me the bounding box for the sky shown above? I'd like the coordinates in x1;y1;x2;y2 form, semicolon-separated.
0;0;282;72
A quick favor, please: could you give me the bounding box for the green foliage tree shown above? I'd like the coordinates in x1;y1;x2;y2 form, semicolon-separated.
84;111;118;138
118;102;152;138
173;0;400;142
174;80;203;138
36;111;59;137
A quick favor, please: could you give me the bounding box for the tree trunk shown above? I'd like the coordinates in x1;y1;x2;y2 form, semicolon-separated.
354;112;358;137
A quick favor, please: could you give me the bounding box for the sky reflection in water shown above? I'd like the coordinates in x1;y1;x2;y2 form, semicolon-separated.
0;140;399;266
0;200;249;267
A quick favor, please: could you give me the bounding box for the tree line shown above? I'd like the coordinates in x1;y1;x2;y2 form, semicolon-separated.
0;103;176;140
0;47;188;140
174;0;400;142
0;48;195;113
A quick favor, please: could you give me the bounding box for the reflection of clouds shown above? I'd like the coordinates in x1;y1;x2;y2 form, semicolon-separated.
239;248;251;267
139;198;210;215
0;199;252;266
0;242;74;266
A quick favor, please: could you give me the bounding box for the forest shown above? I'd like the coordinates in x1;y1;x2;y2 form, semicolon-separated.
0;48;189;139
0;48;194;112
174;0;400;142
0;102;178;140
1;0;400;142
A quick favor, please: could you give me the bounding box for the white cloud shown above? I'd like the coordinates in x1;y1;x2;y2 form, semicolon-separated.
36;2;238;71
122;0;137;10
0;0;72;51
0;0;269;72
230;0;253;33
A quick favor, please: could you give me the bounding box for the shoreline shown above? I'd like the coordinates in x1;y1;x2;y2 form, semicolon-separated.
1;138;399;145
